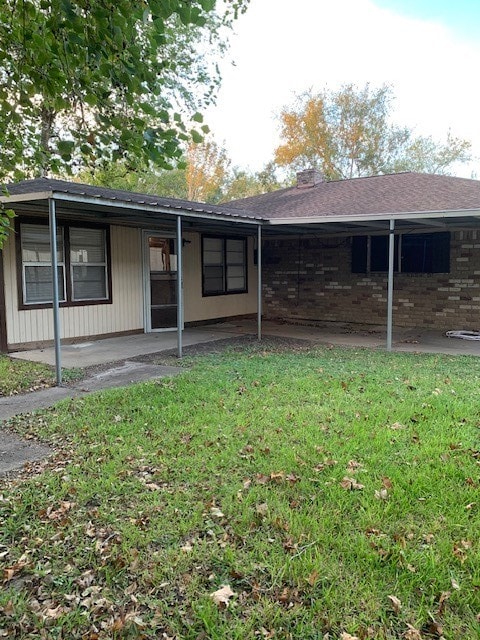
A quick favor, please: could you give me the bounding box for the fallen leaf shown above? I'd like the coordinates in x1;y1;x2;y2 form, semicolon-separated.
437;591;450;615
375;488;389;500
306;569;319;586
346;460;362;472
256;503;268;516
340;477;364;491
387;594;402;614
210;585;236;607
403;624;422;640
210;507;225;518
340;633;359;640
451;578;460;590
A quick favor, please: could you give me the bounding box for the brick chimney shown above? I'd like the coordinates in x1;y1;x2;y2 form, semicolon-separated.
296;168;324;188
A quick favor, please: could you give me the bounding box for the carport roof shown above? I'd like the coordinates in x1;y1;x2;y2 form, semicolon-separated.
2;177;263;223
4;173;480;234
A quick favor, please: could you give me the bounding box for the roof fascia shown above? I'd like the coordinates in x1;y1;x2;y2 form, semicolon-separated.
268;209;480;225
0;191;52;204
52;192;262;225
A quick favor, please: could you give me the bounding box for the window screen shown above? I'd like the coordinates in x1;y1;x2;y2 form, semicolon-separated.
202;236;247;296
70;228;107;300
21;224;65;304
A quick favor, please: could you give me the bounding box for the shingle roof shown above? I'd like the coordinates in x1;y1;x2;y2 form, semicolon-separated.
4;177;263;221
227;172;480;219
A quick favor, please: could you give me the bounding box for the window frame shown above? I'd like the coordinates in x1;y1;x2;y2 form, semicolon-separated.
201;235;248;297
351;232;450;275
16;218;112;310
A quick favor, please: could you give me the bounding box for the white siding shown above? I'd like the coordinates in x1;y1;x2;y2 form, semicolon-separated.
183;232;258;322
4;225;144;347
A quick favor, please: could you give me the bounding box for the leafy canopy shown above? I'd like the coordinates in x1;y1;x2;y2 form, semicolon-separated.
0;0;249;180
275;84;472;180
77;138;283;203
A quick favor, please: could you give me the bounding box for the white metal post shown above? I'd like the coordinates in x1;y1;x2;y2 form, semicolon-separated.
49;198;62;385
386;219;395;351
176;216;183;358
257;225;262;340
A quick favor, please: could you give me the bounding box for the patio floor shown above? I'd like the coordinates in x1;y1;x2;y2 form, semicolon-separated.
10;319;480;368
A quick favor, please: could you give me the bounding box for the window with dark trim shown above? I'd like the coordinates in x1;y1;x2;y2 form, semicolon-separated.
202;235;247;296
352;232;450;274
18;221;111;308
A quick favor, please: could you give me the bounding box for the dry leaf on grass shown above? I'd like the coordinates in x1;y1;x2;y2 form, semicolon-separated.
375;488;389;500
340;476;364;490
403;624;422;639
340;633;360;640
387;594;402;614
210;585;236;607
210;507;224;518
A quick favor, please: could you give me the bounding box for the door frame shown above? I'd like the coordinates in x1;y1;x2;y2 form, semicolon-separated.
142;230;183;333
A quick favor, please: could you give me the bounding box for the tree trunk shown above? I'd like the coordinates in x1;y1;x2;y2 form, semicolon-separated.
39;105;56;178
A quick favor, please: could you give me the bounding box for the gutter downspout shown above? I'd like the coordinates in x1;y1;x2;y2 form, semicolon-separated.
49;198;62;384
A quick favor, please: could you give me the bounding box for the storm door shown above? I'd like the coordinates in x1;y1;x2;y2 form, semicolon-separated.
145;234;178;331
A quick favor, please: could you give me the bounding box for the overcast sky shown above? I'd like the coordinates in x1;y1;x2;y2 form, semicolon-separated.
205;0;480;178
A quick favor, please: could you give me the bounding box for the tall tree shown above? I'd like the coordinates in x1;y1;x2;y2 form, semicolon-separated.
0;0;249;181
185;138;231;202
275;84;471;180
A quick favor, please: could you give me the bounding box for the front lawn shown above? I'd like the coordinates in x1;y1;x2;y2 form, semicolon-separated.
0;355;82;396
0;356;56;396
1;346;479;638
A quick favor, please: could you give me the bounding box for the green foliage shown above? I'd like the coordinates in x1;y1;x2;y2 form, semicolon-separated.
2;346;480;637
76;150;284;203
275;84;472;180
0;0;250;181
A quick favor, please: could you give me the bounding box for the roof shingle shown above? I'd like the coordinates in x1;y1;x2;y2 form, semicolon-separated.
227;172;480;219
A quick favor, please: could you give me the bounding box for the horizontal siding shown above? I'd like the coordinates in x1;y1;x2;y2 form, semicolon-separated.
183;232;258;322
4;225;144;347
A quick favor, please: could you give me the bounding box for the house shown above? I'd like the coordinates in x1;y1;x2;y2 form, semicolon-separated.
2;171;480;366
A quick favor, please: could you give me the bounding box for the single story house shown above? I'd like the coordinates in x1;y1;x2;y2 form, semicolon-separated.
2;170;480;368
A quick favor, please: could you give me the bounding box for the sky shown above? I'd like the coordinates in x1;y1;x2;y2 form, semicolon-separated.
204;0;480;178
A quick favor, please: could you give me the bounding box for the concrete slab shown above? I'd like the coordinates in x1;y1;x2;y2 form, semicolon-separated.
0;430;52;475
74;361;183;392
10;328;240;368
207;319;480;357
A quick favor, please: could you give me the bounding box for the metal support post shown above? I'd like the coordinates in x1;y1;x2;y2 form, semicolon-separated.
386;219;395;351
176;216;183;358
257;225;262;340
49;198;62;385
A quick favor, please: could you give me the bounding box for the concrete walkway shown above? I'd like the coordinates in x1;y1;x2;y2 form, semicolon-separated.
10;327;240;368
0;361;183;476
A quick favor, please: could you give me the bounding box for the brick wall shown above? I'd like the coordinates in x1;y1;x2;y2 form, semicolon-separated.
262;231;480;330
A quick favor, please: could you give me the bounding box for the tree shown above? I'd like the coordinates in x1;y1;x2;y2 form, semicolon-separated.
220;162;283;202
186;138;231;201
0;0;249;181
274;84;471;180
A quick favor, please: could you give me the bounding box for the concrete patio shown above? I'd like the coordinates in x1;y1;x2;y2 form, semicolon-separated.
9;319;480;368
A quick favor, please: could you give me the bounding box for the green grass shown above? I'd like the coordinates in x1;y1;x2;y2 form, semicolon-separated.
1;345;479;639
0;355;81;395
0;356;56;395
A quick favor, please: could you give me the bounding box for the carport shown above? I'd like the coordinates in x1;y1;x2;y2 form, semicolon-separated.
1;179;264;384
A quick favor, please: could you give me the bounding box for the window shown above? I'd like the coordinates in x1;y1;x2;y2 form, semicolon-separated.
202;236;247;296
352;232;450;274
21;224;66;304
70;228;107;301
19;222;110;308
